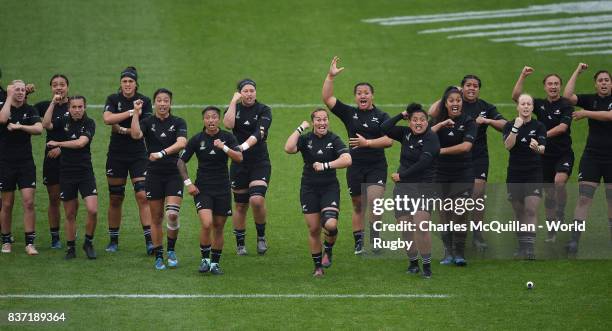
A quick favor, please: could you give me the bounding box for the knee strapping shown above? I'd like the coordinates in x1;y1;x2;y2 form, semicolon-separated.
166;204;181;230
233;192;250;204
579;184;596;199
320;210;339;228
325;228;338;237
132;180;146;193
109;184;126;196
249;185;268;198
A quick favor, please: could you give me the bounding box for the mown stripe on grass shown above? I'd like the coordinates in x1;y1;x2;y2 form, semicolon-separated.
0;293;450;299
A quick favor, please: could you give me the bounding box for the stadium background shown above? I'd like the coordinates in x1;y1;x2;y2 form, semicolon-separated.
0;0;610;329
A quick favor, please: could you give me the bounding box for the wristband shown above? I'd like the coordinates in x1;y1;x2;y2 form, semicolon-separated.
183;179;192;186
161;149;167;157
119;127;127;134
323;162;331;170
240;142;250;151
222;145;230;153
128;109;135;117
296;126;304;134
511;126;519;134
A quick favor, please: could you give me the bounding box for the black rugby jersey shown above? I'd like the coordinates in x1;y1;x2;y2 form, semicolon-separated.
297;131;349;186
52;115;95;176
104;92;152;156
533;97;573;157
140;114;187;175
434;112;476;169
382;114;440;183
576;94;612;160
35;101;70;147
230;101;272;163
330;99;390;166
181;129;239;187
0;103;40;162
503;119;547;171
463;98;504;159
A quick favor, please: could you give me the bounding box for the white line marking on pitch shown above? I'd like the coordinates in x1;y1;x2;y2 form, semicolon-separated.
491;31;612;42
537;42;612;51
418;14;612;32
87;103;518;110
448;22;612;39
0;293;450;299
518;35;612;47
363;2;612;25
568;49;612;56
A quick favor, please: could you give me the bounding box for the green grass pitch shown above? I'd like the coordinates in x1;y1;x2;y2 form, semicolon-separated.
0;0;610;329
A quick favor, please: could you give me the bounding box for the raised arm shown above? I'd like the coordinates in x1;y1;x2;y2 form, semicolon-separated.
213;138;243;163
285;121;309;154
380;112;407;142
0;85;14;124
129;100;144;139
564;63;588;105
504;119;521;150
511;66;534;102
223;92;242;129
427;99;441;118
42;96;61;130
322;56;344;109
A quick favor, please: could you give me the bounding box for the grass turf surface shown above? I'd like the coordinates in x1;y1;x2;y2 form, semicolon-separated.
1;0;611;329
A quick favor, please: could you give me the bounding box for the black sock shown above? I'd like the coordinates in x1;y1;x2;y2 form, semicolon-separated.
50;227;60;241
422;253;432;266
200;244;211;259
312;252;322;268
154;246;164;259
25;231;36;246
255;223;266;238
323;241;334;256
211;249;222;264
1;232;11;244
571;219;584;242
142;225;152;243
109;227;119;244
84;234;94;246
452;231;466;257
353;230;363;245
167;236;177;252
233;229;245;247
67;240;76;249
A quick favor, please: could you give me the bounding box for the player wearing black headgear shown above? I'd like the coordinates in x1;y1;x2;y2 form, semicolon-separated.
563;63;612;255
223;78;272;256
322;56;393;255
102;66;154;254
285;108;351;277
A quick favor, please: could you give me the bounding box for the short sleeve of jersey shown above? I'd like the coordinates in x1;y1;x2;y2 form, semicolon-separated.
533;99;545;119
51;114;65;129
82;118;96;140
296;134;307;152
423;131;440;157
463;117;476;143
537;122;547;146
176;118;188;138
140;116;152;138
575;94;593;110
485;101;504;120
330;99;354;127
332;134;349;157
104;95;118;113
224;131;240;151
502;121;513;140
181;135;198;162
560;100;573;126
